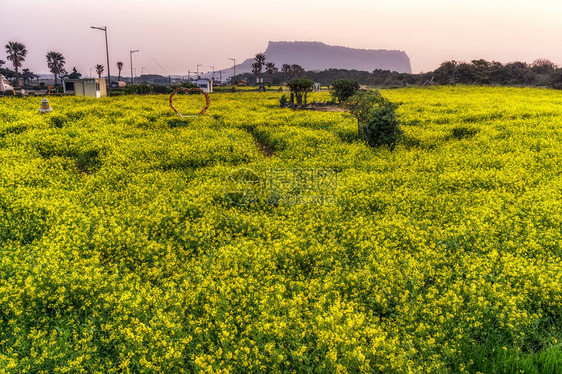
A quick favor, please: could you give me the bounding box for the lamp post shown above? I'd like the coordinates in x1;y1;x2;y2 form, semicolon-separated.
90;26;111;90
130;50;139;84
196;64;202;79
229;58;236;85
142;66;147;76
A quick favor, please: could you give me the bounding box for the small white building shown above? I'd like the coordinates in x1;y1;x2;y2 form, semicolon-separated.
63;78;107;98
195;78;213;93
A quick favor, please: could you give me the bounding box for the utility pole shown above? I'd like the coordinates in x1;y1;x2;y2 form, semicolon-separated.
229;58;236;85
130;49;139;84
90;26;111;90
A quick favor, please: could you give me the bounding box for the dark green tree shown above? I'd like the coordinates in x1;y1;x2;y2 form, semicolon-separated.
287;78;314;104
5;41;27;87
46;51;66;86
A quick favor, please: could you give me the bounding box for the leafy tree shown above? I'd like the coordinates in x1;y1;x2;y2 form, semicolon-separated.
551;69;562;89
117;61;124;81
330;79;360;103
95;64;104;80
265;62;278;83
5;41;27;87
0;60;4;67
291;64;305;78
471;59;492;84
346;90;401;148
531;59;557;74
287;77;314;104
281;64;292;81
46;51;66;86
434;61;458;85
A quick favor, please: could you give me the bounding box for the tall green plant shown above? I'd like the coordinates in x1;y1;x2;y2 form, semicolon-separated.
330;79;360;103
5;41;27;87
287;78;314;105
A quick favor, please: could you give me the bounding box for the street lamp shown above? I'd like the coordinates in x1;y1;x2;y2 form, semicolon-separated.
141;66;147;76
229;58;236;85
90;26;111;89
130;49;139;84
196;64;202;79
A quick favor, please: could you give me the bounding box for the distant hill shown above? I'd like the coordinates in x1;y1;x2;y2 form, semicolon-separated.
232;41;411;74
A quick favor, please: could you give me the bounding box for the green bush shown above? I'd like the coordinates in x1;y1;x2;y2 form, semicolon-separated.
124;84;152;95
345;90;402;148
151;84;173;94
330;79;360;104
279;94;288;107
287;78;314;104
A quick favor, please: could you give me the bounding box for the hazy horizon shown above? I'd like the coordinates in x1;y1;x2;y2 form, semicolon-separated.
1;0;560;76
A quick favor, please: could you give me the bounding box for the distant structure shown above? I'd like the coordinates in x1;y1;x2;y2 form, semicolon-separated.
63;78;107;98
196;78;213;93
229;41;412;75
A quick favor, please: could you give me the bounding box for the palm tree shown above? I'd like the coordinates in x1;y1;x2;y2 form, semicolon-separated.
265;62;278;83
117;61;124;82
46;51;66;86
95;64;104;80
253;53;266;83
5;41;27;87
281;64;292;81
251;62;261;84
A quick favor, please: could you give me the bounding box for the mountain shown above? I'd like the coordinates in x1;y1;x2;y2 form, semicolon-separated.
231;41;411;75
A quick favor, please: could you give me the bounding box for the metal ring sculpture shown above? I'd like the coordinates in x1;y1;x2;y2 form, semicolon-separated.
169;87;210;117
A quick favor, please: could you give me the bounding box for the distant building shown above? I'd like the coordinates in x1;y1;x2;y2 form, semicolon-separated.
196;78;213;93
63;78;107;98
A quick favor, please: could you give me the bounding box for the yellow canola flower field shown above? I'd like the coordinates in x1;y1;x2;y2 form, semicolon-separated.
0;87;561;373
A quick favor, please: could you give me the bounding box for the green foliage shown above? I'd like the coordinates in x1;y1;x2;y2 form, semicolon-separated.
279;94;288;107
151;84;173;94
124;83;151;95
345;90;402;147
551;70;562;90
330;79;360;103
287;78;314;104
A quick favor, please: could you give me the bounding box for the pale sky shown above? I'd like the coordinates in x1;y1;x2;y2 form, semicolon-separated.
1;0;560;76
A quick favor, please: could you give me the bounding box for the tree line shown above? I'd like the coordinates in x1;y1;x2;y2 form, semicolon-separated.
237;57;562;89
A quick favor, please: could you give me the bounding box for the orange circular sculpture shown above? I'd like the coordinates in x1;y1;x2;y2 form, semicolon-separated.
169;87;210;117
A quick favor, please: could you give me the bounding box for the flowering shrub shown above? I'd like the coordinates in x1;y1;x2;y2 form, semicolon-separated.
0;87;561;373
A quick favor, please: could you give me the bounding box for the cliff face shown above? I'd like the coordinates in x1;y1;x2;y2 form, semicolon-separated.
236;41;411;74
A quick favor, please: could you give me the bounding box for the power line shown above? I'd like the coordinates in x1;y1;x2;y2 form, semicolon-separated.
143;51;170;76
